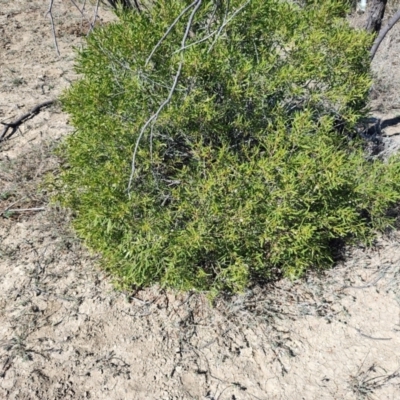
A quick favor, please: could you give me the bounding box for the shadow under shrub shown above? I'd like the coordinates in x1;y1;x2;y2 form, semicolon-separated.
54;0;400;294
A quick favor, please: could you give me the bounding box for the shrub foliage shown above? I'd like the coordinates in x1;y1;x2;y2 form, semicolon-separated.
55;0;400;293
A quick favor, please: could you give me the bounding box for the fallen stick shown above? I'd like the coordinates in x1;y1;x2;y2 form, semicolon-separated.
0;100;56;142
2;207;46;215
370;9;400;60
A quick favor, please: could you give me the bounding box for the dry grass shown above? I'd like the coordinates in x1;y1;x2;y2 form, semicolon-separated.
349;361;400;400
0;137;59;220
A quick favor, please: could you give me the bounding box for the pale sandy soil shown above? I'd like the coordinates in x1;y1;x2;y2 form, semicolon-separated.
1;1;400;399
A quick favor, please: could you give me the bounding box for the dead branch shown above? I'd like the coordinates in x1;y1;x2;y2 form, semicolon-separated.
69;0;92;25
145;0;200;67
89;0;101;34
175;0;250;54
69;0;86;18
0;100;56;142
365;0;388;33
2;208;46;216
45;0;60;56
127;0;203;193
127;0;251;194
370;9;400;60
207;0;250;53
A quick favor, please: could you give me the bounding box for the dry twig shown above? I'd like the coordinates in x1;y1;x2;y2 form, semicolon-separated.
370;9;400;60
127;0;203;193
45;0;60;56
89;0;101;34
0;100;56;142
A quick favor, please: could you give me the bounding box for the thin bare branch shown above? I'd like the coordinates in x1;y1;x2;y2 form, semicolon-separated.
69;0;93;28
128;0;203;193
174;0;250;54
0;198;26;215
89;0;101;34
45;0;60;56
208;0;250;53
69;0;85;18
145;0;200;67
2;208;46;215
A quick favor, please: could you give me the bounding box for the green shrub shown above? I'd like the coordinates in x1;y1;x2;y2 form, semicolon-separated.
54;0;400;294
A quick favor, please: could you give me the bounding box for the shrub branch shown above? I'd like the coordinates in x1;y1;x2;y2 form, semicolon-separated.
370;9;400;60
145;0;201;67
45;0;60;56
128;0;203;194
128;0;252;193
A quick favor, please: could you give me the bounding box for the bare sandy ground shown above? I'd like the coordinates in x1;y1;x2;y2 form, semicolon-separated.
1;1;400;399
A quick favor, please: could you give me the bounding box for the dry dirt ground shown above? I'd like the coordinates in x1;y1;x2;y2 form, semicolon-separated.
1;1;400;399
